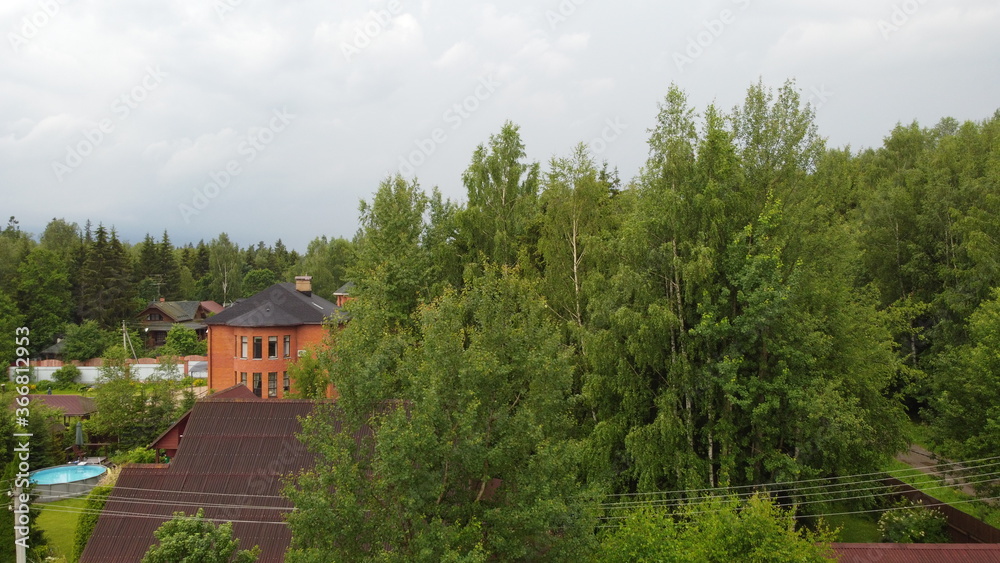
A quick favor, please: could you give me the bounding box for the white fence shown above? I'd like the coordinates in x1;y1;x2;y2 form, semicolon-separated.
7;359;207;385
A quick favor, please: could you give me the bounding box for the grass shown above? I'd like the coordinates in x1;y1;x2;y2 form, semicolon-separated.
36;497;88;562
886;458;1000;528
903;420;938;451
822;512;881;542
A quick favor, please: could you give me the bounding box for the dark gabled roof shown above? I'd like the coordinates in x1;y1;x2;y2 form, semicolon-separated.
81;398;360;563
333;281;355;295
204;282;340;327
40;338;66;355
833;543;1000;562
23;395;96;417
139;300;223;323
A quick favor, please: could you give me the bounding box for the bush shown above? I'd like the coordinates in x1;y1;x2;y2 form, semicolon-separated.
877;499;950;543
109;446;158;465
598;494;836;562
53;364;82;388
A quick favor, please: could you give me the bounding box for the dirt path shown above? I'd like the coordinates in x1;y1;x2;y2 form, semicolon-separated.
895;444;979;497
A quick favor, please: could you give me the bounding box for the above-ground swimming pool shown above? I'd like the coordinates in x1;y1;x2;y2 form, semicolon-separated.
30;464;107;502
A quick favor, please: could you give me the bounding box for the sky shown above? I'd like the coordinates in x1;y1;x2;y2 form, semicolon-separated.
2;0;998;252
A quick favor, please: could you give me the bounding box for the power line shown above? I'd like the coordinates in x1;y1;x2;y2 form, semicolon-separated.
599;453;1000;499
37;504;290;526
596;470;1000;518
598;465;1000;509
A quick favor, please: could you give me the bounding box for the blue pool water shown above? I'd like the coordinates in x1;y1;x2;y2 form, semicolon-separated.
30;464;106;485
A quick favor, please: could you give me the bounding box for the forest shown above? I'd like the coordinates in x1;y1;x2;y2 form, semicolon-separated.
3;78;1000;559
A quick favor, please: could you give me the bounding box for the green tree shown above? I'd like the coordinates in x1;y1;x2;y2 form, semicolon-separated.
931;288;1000;461
16;247;73;354
285;345;329;399
77;226;134;328
0;290;25;369
583;82;905;496
241;268;279;297
538;143;614;328
293;236;354;299
162;325;207;356
0;216;35;290
597;494;836;562
209;233;244;305
88;347;144;448
286;268;598;561
39;217;82;264
142;508;260;563
350;174;432;328
158;230;182;300
458;121;541;268
62;320;111;362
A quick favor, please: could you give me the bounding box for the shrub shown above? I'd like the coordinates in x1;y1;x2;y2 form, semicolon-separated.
877;499;950;543
53;364;82;388
109;446;158;465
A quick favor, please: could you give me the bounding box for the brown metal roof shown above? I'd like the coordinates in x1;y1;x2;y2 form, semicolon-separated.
833;543;1000;562
25;394;96;416
204;383;260;401
80;399;354;563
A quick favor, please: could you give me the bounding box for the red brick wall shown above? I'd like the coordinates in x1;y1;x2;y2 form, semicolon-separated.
207;324;327;399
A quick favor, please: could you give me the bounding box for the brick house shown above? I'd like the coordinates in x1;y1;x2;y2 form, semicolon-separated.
203;276;342;398
137;300;224;348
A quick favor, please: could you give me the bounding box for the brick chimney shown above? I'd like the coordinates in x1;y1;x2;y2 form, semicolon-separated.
295;276;312;296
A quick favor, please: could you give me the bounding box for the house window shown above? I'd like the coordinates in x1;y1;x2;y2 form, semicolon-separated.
240;372;247;385
252;373;262;397
239;336;248;358
147;313;162;321
283;335;291;358
253;337;262;359
268;336;278;359
282;371;289;394
268;372;277;398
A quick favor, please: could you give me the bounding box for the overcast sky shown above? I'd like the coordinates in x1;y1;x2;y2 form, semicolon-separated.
2;0;998;251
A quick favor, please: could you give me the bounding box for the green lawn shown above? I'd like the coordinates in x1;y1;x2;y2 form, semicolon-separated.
822;512;880;542
36;497;87;562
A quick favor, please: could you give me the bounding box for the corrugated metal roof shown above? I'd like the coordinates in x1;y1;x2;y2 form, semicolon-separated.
204;283;340;327
833;543;1000;562
25;394;96;416
80;399;350;563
